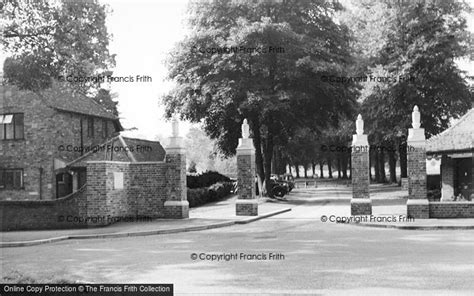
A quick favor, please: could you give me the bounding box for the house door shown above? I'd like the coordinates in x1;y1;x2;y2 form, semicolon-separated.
455;158;472;199
56;172;73;198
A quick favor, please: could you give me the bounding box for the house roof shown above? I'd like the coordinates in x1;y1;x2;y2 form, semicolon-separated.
120;137;167;162
39;84;118;120
65;135;166;168
426;108;474;154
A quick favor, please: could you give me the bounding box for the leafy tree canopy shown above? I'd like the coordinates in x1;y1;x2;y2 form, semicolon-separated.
163;0;357;157
1;0;117;113
346;0;473;139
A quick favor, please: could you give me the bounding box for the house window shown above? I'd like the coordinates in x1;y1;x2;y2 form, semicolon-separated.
0;113;24;140
102;119;108;138
0;169;24;189
87;117;94;138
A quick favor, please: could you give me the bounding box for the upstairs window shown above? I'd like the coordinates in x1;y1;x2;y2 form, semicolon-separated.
0;113;24;140
0;169;24;189
87;117;94;138
102;119;108;138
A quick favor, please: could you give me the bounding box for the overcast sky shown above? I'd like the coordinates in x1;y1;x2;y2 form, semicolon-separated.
103;0;190;141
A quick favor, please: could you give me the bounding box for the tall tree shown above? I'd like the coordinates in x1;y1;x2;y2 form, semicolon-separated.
2;0;117;113
344;0;473;183
163;0;356;196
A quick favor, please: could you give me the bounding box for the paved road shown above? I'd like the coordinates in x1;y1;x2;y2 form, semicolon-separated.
2;187;474;295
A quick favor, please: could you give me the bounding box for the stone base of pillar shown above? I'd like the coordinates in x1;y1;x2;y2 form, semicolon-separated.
351;199;372;215
407;199;429;219
164;200;189;219
236;199;258;216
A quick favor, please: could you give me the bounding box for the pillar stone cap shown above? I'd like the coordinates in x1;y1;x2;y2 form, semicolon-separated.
237;138;254;149
236;199;259;204
352;134;368;146
406;199;429;205
167;137;184;149
165;146;185;154
164;200;189;206
350;198;372;204
408;128;426;142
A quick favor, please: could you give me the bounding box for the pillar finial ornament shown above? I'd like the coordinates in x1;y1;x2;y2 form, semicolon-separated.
412;105;421;129
172;115;179;137
356;114;364;136
242;118;250;139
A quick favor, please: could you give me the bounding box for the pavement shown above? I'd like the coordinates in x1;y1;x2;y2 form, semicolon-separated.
0;195;291;248
2;182;474;248
294;183;474;230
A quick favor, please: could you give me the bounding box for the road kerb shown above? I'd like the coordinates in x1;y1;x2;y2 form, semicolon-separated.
0;209;291;248
236;208;292;224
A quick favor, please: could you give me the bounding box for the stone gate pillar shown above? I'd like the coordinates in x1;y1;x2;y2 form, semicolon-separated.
164;117;189;219
351;114;372;215
406;106;429;218
236;119;258;216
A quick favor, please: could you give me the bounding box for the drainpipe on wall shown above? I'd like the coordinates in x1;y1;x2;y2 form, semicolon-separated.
80;118;84;156
39;167;43;200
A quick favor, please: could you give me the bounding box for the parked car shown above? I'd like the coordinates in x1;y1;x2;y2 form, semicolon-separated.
269;179;288;197
255;177;289;197
271;174;294;193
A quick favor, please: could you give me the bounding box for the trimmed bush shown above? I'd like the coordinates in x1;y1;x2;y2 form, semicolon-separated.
187;182;233;208
187;171;231;189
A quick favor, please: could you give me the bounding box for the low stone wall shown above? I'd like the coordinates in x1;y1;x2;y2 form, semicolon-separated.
130;162;167;218
429;202;474;218
84;161;168;227
0;185;87;231
1;156;186;231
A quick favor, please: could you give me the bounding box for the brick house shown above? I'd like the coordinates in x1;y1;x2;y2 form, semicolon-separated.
0;81;189;230
0;82;146;201
426;107;474;201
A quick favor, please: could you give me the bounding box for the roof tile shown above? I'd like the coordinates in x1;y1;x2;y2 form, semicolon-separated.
427;108;474;153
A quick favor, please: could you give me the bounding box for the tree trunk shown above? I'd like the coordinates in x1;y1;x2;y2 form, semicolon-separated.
399;141;407;178
271;148;276;175
288;162;292;175
388;148;397;183
368;150;372;181
337;155;342;179
304;164;308;178
374;150;380;183
312;161;316;177
327;156;333;178
342;153;348;179
295;163;300;178
251;120;265;196
319;161;324;178
263;131;274;197
378;149;386;183
348;154;352;179
272;147;285;175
